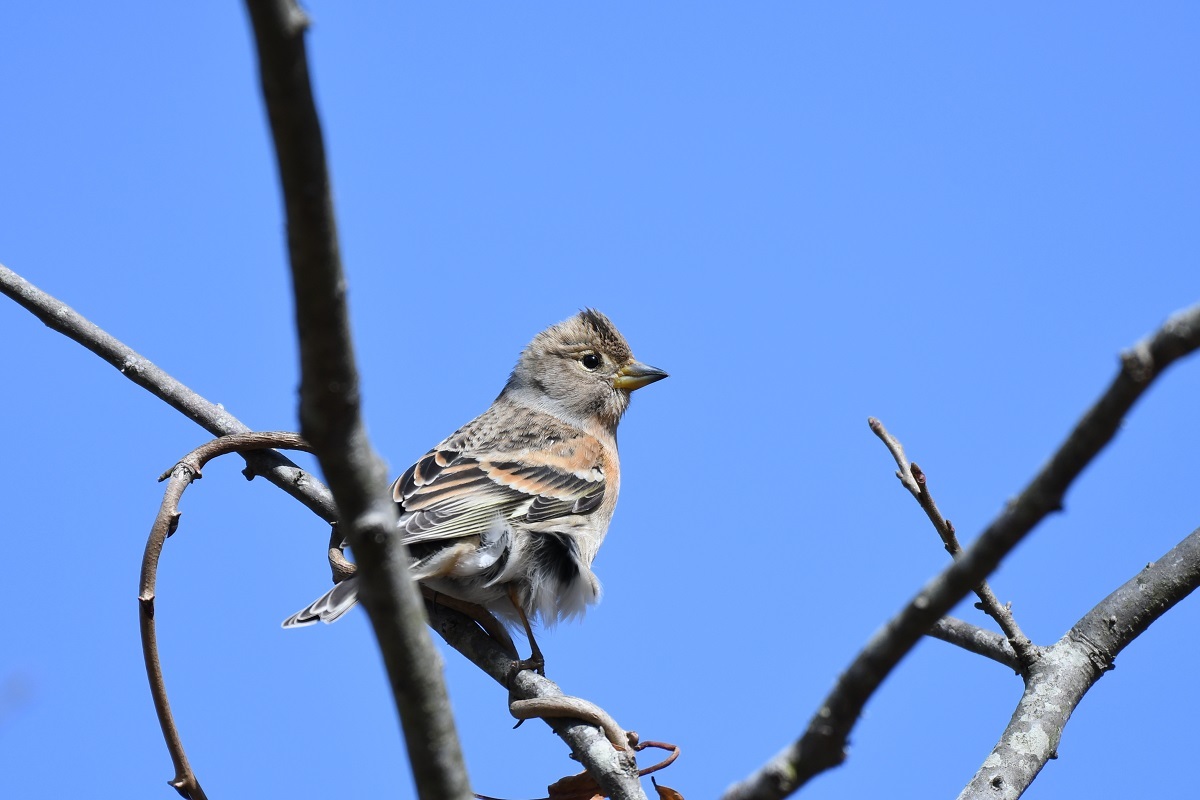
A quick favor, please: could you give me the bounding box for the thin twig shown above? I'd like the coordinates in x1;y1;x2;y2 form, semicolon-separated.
326;523;356;583
139;432;311;800
868;418;1040;672
0;263;336;523
635;741;681;778
140;473;202;800
427;602;647;799
927;617;1020;672
510;696;629;752
723;303;1200;800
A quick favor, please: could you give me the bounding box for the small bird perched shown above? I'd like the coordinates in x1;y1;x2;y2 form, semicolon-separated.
283;310;666;673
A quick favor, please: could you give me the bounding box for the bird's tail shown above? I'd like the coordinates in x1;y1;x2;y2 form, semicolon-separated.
281;577;360;628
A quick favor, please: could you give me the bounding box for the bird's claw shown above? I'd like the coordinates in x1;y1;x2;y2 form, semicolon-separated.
507;654;546;685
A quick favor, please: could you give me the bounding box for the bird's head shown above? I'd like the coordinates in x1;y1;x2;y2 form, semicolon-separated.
503;309;667;432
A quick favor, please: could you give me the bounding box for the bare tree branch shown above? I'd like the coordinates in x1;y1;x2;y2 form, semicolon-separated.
722;303;1200;800
0;264;335;523
140;432;311;800
242;1;473;797
141;473;205;800
958;525;1200;800
927;617;1020;672
426;604;648;799
869;418;1040;672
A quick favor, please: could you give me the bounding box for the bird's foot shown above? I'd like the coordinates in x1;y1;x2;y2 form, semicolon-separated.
507;653;546;684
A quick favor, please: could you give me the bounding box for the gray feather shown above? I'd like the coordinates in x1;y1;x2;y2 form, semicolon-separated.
281;577;360;628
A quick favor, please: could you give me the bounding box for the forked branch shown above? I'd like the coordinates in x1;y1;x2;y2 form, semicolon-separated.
869;418;1039;673
958;525;1200;799
722;303;1200;800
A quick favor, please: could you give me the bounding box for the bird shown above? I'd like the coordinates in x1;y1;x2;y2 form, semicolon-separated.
282;309;667;674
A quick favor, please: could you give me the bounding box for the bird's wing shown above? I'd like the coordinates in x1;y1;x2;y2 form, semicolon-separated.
391;436;607;544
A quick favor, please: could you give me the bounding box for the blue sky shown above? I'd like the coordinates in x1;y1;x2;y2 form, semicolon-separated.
2;3;1198;799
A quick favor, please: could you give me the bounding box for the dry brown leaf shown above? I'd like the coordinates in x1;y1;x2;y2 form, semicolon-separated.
546;770;604;800
651;776;684;800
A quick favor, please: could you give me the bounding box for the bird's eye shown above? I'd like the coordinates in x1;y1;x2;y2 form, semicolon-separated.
580;353;602;370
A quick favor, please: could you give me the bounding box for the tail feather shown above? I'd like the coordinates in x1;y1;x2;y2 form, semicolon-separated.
282;577;361;628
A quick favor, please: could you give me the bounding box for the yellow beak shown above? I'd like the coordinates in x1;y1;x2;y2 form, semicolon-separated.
613;361;668;391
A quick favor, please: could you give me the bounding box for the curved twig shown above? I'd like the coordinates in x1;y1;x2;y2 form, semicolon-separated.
510;696;630;752
140;473;201;800
139;432;311;800
326;523;356;583
635;740;681;778
723;303;1200;800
